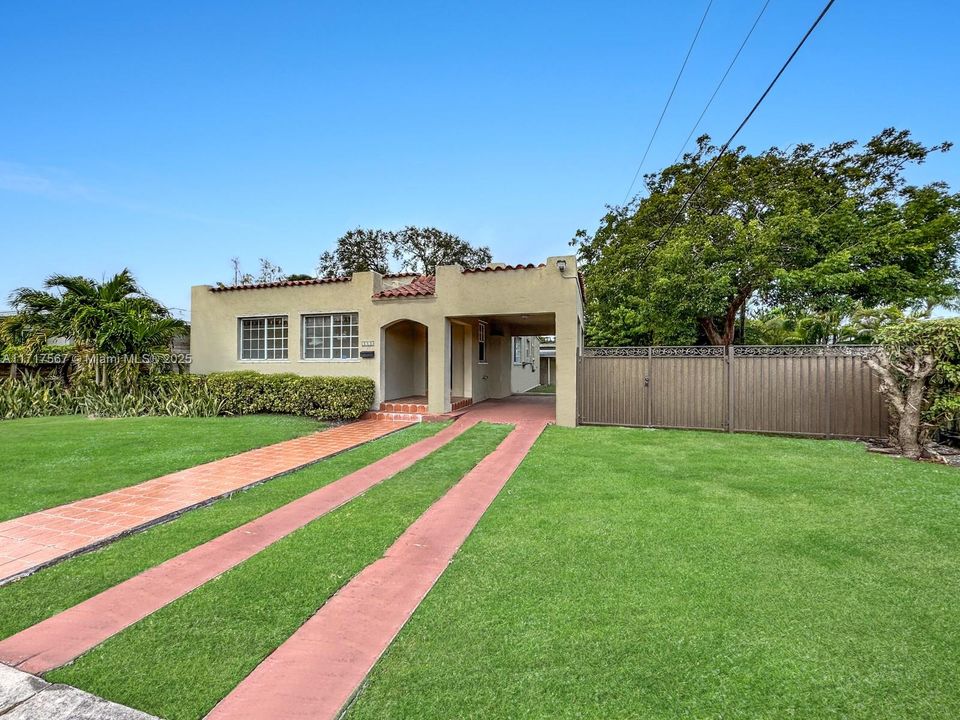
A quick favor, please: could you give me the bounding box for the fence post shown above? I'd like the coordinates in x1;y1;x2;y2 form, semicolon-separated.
824;354;832;439
726;344;734;433
646;346;653;427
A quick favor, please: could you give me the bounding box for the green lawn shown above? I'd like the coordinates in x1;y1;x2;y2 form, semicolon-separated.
50;423;512;720
347;426;960;720
525;384;555;394
0;414;324;520
0;422;445;640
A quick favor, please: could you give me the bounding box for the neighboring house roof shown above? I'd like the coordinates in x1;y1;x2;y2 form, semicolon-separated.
373;275;436;299
209;277;351;293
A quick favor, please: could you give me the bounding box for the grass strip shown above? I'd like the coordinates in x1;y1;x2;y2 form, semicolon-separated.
0;422;445;639
0;414;323;520
49;422;513;720
347;426;960;720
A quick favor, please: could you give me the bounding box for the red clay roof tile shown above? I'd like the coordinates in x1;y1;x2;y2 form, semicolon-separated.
372;275;436;299
210;277;350;292
461;263;545;273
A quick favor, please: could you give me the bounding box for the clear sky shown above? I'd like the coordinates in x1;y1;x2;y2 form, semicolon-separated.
2;0;957;319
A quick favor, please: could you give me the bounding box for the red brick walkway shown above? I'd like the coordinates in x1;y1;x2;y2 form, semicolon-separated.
207;417;548;720
0;419;412;585
0;420;476;675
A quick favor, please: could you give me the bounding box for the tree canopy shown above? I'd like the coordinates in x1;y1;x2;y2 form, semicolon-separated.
574;128;960;346
317;226;492;277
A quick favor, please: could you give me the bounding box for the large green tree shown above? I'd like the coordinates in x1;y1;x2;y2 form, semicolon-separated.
317;226;492;277
575;129;960;346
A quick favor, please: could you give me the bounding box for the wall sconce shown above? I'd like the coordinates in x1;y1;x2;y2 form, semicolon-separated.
556;259;567;272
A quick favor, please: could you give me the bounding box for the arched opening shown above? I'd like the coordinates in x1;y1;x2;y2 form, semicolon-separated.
382;320;428;402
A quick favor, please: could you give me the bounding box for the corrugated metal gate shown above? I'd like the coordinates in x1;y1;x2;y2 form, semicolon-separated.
578;346;888;439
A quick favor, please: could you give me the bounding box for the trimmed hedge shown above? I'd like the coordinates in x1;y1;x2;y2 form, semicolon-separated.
1;372;374;422
204;372;374;421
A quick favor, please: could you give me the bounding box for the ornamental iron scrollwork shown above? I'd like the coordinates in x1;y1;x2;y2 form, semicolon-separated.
732;345;878;357
583;345;879;358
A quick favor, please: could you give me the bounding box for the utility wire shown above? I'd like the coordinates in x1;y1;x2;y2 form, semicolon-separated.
648;0;836;255
622;0;714;205
673;0;772;164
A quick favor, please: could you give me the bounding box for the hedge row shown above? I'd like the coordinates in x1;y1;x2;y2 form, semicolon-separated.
203;372;374;420
1;371;375;422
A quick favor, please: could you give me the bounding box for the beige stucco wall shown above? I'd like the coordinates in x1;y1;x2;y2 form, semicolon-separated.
509;336;540;393
190;255;583;425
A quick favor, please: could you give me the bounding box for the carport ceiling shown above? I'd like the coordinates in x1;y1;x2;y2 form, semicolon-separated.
452;313;555;335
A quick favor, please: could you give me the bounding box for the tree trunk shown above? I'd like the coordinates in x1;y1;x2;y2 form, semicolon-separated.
8;362;15;381
863;350;935;459
699;288;752;346
897;379;926;459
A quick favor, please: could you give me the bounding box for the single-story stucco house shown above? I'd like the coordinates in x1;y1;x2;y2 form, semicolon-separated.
190;256;584;426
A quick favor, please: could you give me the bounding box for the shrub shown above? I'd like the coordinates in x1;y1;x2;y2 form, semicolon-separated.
0;371;373;422
0;375;76;419
204;372;374;420
0;374;222;421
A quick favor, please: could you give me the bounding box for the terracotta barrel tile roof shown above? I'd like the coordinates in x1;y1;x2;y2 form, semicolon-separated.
461;263;545;273
209;276;351;293
372;275;436;299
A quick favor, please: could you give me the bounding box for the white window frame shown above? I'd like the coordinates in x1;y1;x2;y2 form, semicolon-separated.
301;312;360;361
478;321;488;364
238;315;289;361
512;337;523;365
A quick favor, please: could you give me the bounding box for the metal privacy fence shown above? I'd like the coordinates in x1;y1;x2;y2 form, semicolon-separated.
578;345;889;439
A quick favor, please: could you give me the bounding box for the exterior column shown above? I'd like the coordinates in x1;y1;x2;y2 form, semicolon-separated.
554;309;579;427
427;318;451;415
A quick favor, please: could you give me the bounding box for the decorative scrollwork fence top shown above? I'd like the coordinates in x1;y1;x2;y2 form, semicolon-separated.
582;345;879;358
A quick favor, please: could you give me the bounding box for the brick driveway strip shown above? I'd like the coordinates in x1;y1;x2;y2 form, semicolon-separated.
0;419;414;585
0;420;476;675
206;420;546;720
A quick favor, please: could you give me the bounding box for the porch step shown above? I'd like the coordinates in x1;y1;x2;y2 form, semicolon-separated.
362;411;449;423
380;401;429;414
451;397;473;412
377;397;472;416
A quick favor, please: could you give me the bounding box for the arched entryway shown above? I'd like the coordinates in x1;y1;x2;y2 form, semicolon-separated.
381;320;428;402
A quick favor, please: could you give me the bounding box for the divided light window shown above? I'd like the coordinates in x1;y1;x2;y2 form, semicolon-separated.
302;313;359;360
513;337;523;364
478;321;487;363
239;316;288;360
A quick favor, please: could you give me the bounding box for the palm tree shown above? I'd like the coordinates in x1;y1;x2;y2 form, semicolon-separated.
8;269;186;385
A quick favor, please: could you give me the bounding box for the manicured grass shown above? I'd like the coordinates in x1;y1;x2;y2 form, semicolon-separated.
50;422;512;720
0;414;323;520
348;426;960;720
525;384;555;394
0;422;445;640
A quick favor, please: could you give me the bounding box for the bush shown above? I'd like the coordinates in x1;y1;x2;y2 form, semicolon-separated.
0;371;374;422
0;375;76;419
204;372;374;420
0;374;222;421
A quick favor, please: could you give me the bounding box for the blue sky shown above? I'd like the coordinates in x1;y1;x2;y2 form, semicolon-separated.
1;0;957;318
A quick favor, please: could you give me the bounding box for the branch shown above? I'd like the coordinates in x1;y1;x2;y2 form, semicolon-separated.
863;351;906;416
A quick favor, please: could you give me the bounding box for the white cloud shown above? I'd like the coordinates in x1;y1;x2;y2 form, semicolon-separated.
0;162;100;199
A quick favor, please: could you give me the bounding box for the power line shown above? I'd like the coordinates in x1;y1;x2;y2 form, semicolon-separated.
650;0;836;254
673;0;772;164
622;0;714;205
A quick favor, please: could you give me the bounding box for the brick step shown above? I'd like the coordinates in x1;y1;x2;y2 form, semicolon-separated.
378;397;472;416
379;401;429;414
